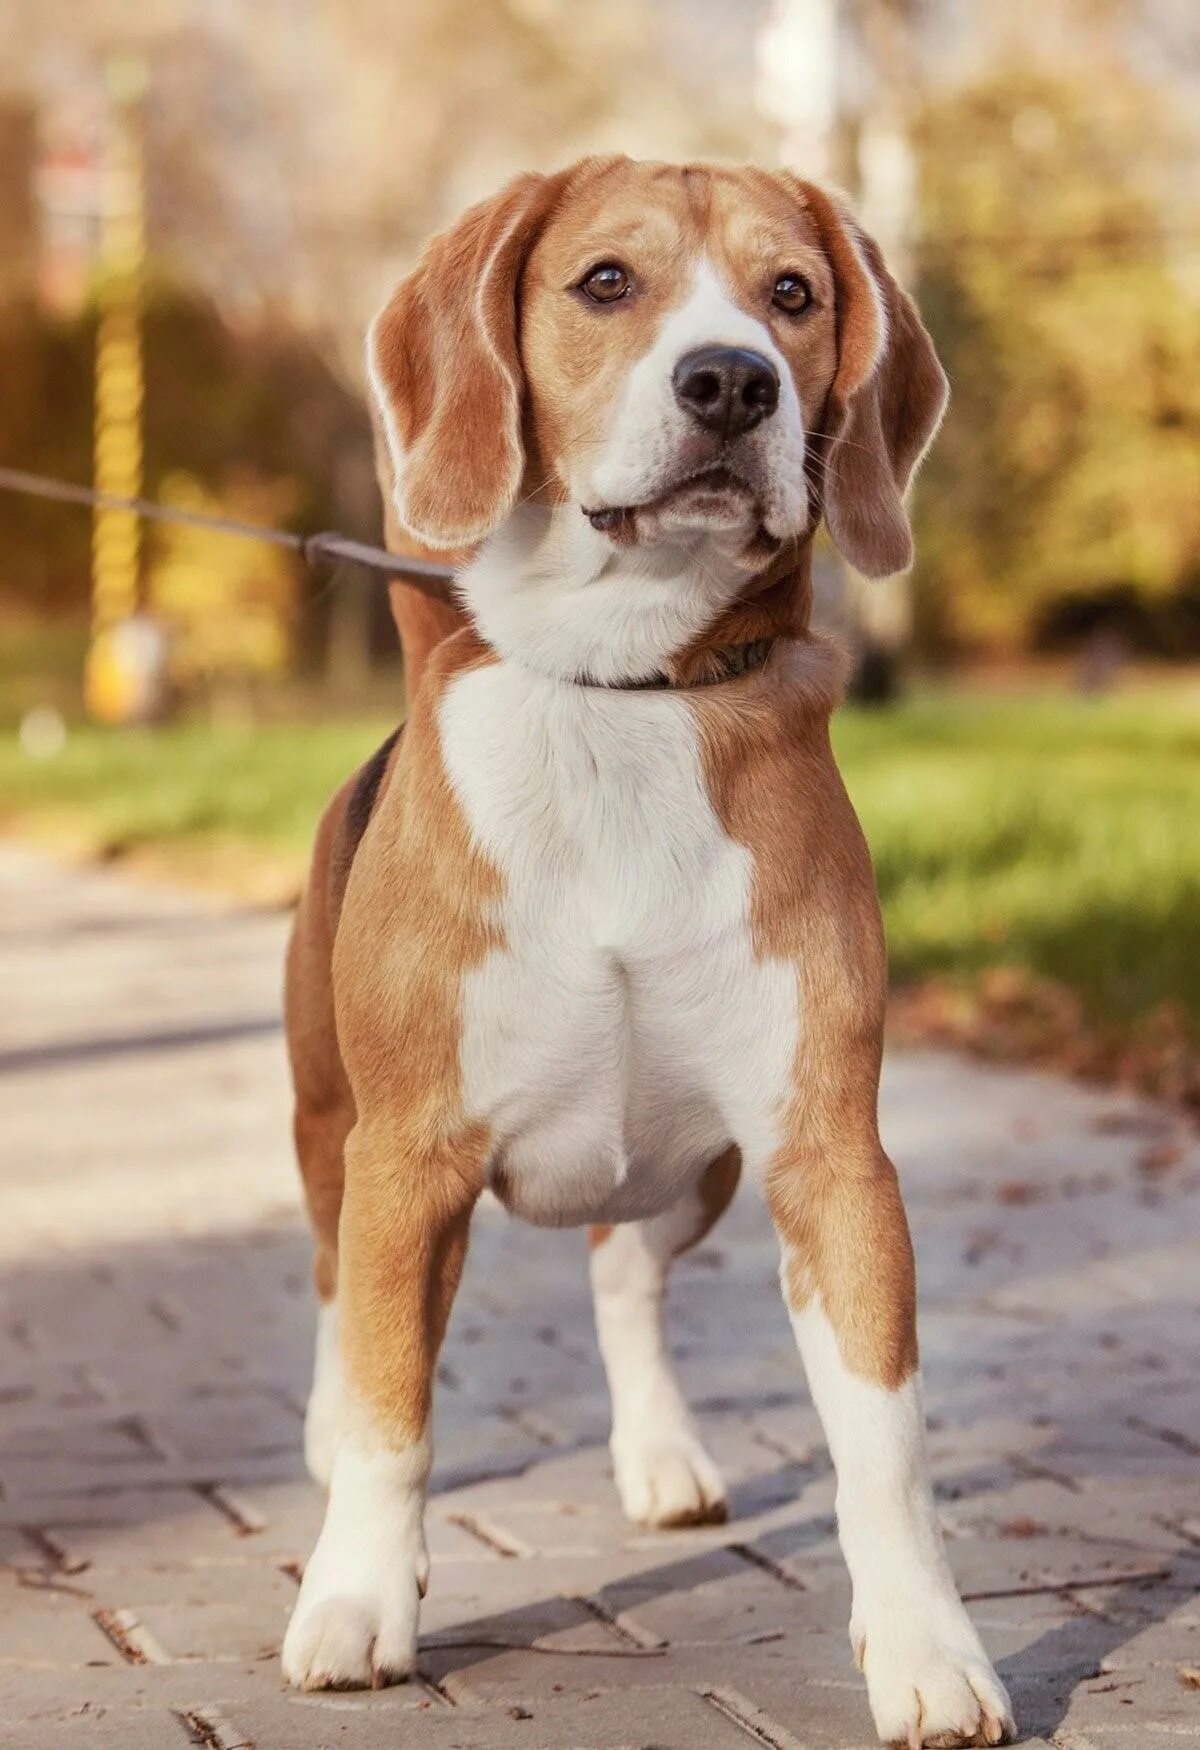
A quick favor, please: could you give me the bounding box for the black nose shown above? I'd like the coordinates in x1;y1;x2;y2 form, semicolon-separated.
672;345;780;437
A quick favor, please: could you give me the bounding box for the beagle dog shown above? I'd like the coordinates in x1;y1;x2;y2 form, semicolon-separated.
281;157;1015;1748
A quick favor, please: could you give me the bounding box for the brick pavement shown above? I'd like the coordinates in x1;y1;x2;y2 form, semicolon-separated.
0;845;1197;1749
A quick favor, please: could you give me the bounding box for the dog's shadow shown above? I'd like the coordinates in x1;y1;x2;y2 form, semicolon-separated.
5;1176;1195;1746
418;1436;1195;1744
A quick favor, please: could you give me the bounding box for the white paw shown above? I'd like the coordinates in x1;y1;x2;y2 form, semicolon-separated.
282;1437;430;1691
282;1579;421;1691
282;1521;427;1691
612;1425;727;1528
855;1599;1014;1748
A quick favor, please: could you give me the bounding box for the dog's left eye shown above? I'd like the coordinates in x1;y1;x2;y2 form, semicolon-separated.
580;263;632;303
772;272;812;314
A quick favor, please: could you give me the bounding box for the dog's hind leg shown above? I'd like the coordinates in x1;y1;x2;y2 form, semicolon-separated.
287;922;353;1486
285;790;357;1489
588;1146;740;1528
286;732;411;1488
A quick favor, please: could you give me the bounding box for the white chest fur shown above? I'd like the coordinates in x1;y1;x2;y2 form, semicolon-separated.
437;661;798;1227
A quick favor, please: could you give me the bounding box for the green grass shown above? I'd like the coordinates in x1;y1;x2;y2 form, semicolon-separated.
1;686;1197;1034
831;689;1200;1029
0;714;396;877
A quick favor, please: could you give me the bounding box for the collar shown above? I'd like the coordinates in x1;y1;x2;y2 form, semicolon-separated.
576;636;777;692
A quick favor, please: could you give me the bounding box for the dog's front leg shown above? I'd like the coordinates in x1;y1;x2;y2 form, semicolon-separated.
282;1117;481;1691
767;1141;1014;1748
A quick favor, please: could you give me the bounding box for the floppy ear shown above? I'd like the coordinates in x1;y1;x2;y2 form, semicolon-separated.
801;183;949;578
366;171;567;551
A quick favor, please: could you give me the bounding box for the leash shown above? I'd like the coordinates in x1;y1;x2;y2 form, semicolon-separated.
0;465;458;606
0;464;781;688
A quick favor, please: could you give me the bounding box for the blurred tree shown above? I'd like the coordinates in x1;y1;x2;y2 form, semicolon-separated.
0;286;372;626
912;64;1200;654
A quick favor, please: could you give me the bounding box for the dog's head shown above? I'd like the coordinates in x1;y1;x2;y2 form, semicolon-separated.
369;156;947;590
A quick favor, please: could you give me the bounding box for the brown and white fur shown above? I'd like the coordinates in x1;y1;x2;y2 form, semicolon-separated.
281;157;1014;1748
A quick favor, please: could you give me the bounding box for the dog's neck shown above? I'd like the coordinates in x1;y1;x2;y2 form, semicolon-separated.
458;503;813;689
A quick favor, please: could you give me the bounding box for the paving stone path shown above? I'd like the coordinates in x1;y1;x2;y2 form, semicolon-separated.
0;845;1197;1749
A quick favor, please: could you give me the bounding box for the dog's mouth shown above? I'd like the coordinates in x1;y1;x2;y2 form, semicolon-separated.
584;463;759;536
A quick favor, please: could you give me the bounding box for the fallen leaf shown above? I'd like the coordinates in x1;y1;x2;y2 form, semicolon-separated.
1137;1141;1184;1176
1000;1516;1044;1539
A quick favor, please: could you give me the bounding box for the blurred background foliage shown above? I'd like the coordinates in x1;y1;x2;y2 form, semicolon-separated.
915;63;1200;656
148;471;299;691
0;287;366;618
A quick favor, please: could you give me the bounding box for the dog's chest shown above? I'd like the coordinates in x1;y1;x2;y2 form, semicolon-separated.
437;663;796;1227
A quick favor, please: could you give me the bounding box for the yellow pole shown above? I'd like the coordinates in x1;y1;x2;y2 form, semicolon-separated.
85;54;147;722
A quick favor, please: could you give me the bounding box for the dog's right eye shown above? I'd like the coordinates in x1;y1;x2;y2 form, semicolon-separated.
579;263;631;304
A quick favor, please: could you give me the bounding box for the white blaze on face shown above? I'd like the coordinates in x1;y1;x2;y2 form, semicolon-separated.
580;259;809;540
